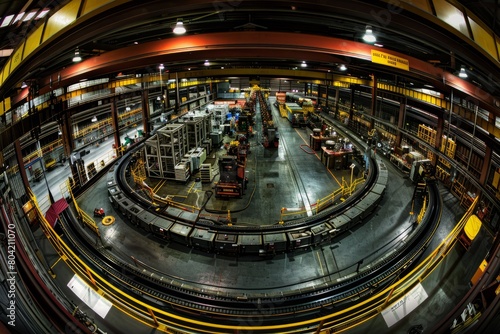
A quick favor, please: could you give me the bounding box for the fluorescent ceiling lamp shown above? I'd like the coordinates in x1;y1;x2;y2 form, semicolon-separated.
36;9;50;20
458;66;468;78
13;12;25;24
0;49;13;57
91;116;97;122
1;15;14;27
72;48;82;62
362;25;376;43
339;64;347;71
23;11;37;21
173;19;186;34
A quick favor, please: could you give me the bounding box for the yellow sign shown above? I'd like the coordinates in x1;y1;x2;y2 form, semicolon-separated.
371;50;409;71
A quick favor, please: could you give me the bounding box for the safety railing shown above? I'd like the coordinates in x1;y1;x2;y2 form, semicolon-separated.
280;175;365;220
62;180;100;237
130;163;201;213
27;185;479;333
316;195;478;333
7;139;64;174
314;186;345;215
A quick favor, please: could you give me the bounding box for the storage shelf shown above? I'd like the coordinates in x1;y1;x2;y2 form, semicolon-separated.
144;123;189;179
417;124;436;146
200;163;212;183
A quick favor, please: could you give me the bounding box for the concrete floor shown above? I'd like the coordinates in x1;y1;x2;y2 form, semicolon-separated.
28;98;494;334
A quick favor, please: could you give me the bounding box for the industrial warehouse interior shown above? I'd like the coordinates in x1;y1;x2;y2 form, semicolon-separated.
0;1;499;334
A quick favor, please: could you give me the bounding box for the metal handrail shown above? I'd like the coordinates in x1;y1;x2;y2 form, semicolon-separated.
26;185;479;334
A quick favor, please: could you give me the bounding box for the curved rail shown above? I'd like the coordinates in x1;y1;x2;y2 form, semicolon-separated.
27;172;445;333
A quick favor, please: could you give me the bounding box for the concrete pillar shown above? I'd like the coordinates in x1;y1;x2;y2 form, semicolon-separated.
175;72;180;113
349;85;355;122
480;142;492;186
14;140;30;194
434;114;444;166
141;90;150;135
396;103;405;147
370;76;377;130
110;98;120;153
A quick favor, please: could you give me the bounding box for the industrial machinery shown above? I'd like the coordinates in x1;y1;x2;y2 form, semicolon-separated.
214;156;245;198
285;103;306;127
410;159;433;183
93;208;105;218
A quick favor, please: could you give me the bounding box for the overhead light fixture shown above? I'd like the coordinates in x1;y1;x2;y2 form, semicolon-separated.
173;19;186;35
91;116;97;122
72;48;82;62
58;126;62;135
339;64;347;71
21;81;27;88
159;63;164;70
301;61;307;67
362;25;376;43
458;66;468;78
204;60;210;66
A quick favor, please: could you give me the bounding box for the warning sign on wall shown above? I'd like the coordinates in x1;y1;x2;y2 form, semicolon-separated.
371;50;409;71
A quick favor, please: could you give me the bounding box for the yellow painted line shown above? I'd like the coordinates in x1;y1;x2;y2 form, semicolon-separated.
187;181;196;193
152;180;166;193
50;257;63;270
316;251;325;277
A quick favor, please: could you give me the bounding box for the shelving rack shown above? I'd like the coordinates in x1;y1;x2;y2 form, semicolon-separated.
435;165;451;183
417;124;436;161
144;123;188;179
438;135;456;168
200;163;212;183
177;112;210;148
454;142;483;180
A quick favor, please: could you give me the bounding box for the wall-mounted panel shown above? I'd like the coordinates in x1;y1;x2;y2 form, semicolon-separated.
24;25;45;61
82;0;115;15
43;0;82;43
10;43;25;73
1;59;11;87
433;0;469;37
401;0;432;14
468;17;498;61
4;97;11;114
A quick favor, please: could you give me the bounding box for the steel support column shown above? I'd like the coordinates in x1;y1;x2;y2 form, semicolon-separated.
141;90;150;136
14;140;30;194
